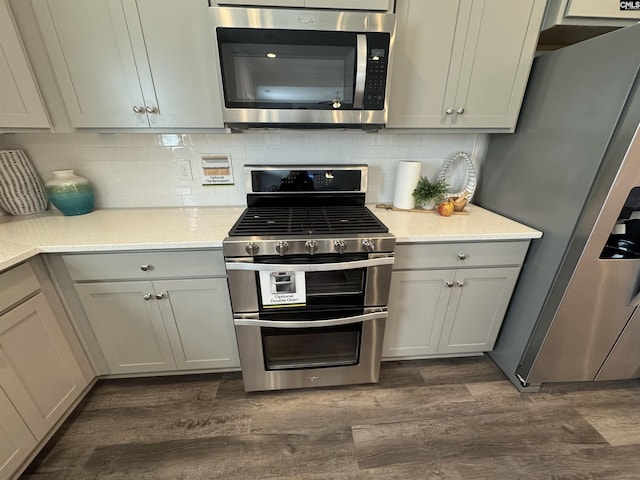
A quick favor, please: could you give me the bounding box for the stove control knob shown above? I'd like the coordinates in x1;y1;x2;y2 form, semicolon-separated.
245;242;259;256
275;241;289;256
305;240;319;255
334;240;346;254
362;239;375;252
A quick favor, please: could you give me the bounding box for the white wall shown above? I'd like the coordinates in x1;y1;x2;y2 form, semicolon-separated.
0;131;486;209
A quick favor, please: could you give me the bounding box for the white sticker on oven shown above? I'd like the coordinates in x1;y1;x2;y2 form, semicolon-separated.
259;270;306;307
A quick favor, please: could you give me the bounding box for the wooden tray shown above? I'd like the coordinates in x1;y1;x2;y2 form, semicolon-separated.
375;203;470;215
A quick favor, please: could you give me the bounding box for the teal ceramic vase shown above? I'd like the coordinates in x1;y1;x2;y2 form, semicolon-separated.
45;170;94;216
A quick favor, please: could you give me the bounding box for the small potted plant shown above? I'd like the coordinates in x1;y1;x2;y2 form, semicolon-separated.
412;176;449;210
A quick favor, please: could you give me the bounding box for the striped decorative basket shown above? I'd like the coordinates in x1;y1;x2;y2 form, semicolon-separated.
0;150;48;215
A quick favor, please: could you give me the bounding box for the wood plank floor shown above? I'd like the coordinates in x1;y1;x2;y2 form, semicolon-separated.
20;356;640;479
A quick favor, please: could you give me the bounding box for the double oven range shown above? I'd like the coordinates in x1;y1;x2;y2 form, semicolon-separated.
223;165;395;392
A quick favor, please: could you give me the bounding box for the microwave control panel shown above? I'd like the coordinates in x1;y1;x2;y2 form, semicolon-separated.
363;33;390;110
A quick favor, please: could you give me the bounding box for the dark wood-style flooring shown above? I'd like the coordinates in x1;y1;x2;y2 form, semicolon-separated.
20;356;640;479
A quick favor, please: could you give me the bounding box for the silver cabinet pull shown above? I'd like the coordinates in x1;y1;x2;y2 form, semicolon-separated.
446;108;454;115
140;264;151;271
456;107;465;114
457;281;465;287
155;292;165;300
446;281;454;288
143;293;152;300
458;253;467;260
133;106;144;113
145;106;158;114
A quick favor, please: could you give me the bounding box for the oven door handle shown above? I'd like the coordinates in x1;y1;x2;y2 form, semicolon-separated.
225;256;394;272
234;310;387;329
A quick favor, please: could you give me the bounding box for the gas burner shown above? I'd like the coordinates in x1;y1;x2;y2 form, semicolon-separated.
223;165;395;258
228;205;388;237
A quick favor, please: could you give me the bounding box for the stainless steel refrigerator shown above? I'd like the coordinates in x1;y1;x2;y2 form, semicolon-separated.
475;24;640;390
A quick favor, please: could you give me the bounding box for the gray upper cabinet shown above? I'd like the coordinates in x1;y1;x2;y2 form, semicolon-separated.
0;0;49;129
543;0;640;29
33;0;224;129
388;0;546;131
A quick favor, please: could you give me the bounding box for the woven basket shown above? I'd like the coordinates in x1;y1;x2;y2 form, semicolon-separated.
0;150;48;215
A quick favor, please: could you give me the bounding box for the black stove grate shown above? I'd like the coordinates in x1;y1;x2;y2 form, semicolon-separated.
228;205;388;236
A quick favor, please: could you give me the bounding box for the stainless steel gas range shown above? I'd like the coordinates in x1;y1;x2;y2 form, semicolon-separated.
223;165;395;392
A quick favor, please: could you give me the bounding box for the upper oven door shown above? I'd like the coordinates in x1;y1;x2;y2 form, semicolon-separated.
211;7;395;127
226;254;394;313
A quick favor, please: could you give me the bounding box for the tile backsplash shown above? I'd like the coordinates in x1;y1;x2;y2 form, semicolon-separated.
0;132;486;209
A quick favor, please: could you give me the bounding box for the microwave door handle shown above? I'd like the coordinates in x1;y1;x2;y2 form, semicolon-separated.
353;34;367;109
225;256;394;272
234;310;387;329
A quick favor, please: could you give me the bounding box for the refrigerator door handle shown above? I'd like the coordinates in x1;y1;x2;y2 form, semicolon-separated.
628;289;640;307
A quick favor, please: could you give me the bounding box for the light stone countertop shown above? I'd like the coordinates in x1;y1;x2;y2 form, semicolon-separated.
0;204;541;272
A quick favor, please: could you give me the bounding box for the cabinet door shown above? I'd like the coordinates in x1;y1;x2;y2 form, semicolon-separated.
565;0;640;19
387;0;470;128
154;278;239;370
74;282;177;374
0;388;37;480
33;0;148;127
383;269;454;358
133;0;224;128
450;0;545;129
0;293;88;439
0;0;49;128
437;267;520;354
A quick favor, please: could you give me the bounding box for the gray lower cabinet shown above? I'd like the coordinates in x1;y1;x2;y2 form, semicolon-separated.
0;259;92;480
64;250;239;375
0;387;36;480
383;241;528;359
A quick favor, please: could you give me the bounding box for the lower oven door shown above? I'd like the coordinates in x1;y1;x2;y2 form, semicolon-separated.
233;308;386;392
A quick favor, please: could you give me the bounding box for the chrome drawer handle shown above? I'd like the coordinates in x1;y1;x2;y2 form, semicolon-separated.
457;281;465;287
143;293;152;300
446;281;454;288
140;264;152;271
458;253;467;260
155;292;165;300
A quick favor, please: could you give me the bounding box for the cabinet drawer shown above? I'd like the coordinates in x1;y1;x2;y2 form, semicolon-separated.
394;241;530;270
62;250;226;281
0;262;40;313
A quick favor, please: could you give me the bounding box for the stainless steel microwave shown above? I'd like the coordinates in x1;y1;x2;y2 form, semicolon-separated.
210;7;396;129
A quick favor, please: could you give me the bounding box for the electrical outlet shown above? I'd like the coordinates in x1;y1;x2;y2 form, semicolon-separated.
177;159;193;181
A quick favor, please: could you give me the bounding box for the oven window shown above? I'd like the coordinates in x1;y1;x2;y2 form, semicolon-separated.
217;29;356;109
306;269;364;296
262;323;361;370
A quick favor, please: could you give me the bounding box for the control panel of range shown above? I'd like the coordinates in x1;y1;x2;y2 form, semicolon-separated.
239;237;395;257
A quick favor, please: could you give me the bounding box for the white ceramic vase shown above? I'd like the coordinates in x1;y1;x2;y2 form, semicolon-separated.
45;170;95;216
